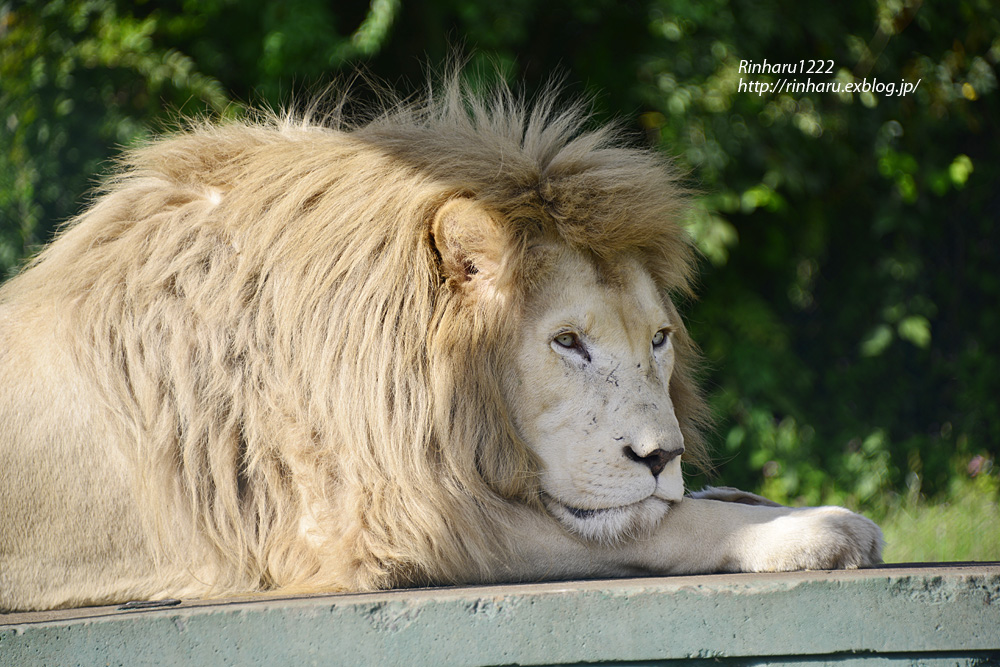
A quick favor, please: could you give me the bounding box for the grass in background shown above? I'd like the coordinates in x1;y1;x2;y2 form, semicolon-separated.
879;473;1000;563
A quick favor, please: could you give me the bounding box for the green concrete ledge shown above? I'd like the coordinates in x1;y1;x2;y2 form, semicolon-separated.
2;563;998;666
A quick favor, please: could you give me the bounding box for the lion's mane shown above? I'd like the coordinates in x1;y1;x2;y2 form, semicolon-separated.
0;75;708;602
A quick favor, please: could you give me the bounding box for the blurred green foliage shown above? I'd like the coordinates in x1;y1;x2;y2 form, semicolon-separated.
882;471;1000;562
2;0;998;521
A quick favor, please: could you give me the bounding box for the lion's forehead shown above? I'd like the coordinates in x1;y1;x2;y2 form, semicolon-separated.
529;249;668;346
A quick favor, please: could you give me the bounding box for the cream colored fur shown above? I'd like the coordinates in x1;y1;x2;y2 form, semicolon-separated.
0;76;881;612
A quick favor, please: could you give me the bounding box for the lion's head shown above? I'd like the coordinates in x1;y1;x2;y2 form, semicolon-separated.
430;195;707;544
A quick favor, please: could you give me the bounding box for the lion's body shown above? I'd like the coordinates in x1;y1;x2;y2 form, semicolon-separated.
0;80;881;612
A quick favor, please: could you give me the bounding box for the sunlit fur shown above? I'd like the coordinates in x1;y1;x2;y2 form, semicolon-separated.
0;72;711;611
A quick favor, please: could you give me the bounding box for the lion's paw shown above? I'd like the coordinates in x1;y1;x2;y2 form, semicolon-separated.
749;506;884;571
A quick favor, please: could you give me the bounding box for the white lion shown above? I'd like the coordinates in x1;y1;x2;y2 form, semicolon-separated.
0;76;882;611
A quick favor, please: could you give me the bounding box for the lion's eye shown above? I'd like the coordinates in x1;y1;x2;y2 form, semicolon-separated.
552;331;591;362
651;328;671;348
554;333;579;348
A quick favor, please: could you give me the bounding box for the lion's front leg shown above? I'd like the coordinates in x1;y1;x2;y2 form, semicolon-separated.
629;496;884;573
500;494;882;582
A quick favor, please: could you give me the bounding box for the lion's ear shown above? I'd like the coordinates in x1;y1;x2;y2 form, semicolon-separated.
431;198;506;286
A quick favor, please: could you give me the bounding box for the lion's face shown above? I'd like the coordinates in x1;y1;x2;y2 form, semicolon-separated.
510;248;685;543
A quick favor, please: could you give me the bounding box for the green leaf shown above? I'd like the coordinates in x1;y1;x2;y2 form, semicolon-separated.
948;154;973;188
861;324;894;357
898;315;931;349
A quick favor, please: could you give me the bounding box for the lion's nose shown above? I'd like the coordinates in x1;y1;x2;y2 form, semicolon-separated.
623;446;684;477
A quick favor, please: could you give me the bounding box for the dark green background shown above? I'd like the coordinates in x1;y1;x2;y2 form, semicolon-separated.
2;0;997;515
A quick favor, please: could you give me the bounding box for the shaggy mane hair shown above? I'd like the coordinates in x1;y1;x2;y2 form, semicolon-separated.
0;73;708;598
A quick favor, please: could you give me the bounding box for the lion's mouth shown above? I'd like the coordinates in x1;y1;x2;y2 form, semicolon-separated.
564;505;608;520
542;493;672;543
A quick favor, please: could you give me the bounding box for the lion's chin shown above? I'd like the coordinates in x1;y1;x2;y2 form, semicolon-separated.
542;494;672;544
